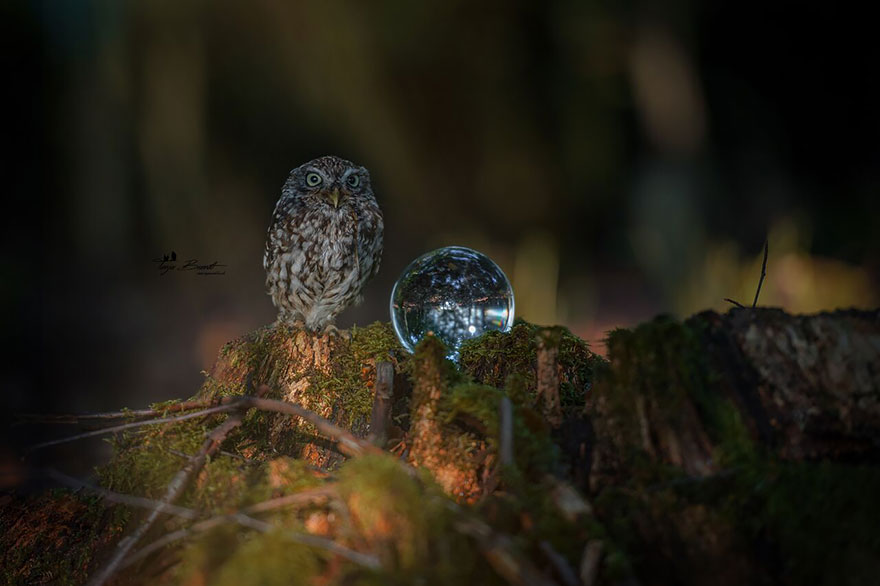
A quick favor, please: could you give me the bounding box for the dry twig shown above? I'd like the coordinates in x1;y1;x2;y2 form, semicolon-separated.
579;540;604;586
723;238;769;309
539;540;580;586
499;396;514;468
753;238;769;308
26;405;239;453
16;398;234;426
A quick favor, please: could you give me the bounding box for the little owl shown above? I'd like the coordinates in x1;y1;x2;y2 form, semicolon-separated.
264;155;384;332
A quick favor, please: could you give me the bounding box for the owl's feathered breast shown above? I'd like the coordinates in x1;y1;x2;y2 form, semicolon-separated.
264;191;383;328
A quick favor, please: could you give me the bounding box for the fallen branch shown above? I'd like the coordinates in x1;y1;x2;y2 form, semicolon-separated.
238;396;381;458
44;469;199;520
24;394;380;458
16;398;233;426
26;404;239;453
722;237;769;309
120;485;371;571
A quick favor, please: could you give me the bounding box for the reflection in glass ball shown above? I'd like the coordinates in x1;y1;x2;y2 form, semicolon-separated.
390;246;515;357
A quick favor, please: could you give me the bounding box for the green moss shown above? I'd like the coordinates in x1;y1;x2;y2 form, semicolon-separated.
189;529;322;586
459;322;600;409
98;420;212;500
336;454;501;585
459;322;540;390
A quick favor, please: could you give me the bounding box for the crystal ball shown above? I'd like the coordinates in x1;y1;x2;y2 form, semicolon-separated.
390;246;515;357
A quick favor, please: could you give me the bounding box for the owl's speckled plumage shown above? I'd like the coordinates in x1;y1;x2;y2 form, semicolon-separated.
264;156;384;331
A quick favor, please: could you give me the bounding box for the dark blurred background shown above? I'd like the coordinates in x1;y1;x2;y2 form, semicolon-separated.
3;0;878;436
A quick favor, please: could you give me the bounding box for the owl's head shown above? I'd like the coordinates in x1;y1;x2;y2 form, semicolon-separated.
283;155;372;209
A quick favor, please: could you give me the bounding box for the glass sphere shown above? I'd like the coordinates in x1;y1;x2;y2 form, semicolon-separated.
390;246;515;357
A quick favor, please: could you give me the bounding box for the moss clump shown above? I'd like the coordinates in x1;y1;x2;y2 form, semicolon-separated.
306;322;406;430
337;454;503;585
459;322;601;410
175;527;322;586
98;420;212;500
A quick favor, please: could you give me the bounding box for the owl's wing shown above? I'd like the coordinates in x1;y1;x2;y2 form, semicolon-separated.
263;197;296;274
357;204;384;286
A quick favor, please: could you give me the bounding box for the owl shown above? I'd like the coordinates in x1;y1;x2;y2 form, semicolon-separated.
264;156;384;332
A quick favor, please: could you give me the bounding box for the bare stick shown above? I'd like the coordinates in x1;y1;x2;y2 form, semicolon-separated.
536;329;563;428
368;361;395;446
121;489;376;571
243;485;336;514
752;238;769;308
16;398;231;425
44;469;199;520
454;517;558;586
539;540;580;586
26;394;379;458
44;471;363;571
723;238;769;310
723;298;746;309
499;396;514;468
85;392;261;586
26;405;239;453
241;396;380;457
579;540;604;586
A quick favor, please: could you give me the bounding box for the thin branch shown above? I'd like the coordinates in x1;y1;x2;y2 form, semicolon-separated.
17;398;235;425
243;485;337;514
240;396;381;458
499;396;514;468
44;470;365;571
121;489;375;572
26;405;239;453
723;238;769;310
539;540;580;586
43;469;199;520
752;238;769;308
25;393;379;458
723;298;746;309
454;517;558;586
579;540;604;586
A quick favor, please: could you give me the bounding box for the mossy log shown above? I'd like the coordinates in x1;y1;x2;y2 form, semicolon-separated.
2;309;878;586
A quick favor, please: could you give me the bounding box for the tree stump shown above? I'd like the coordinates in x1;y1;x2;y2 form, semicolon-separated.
3;309;879;586
199;322;406;468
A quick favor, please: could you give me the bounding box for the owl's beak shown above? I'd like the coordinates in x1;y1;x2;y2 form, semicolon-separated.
328;188;341;208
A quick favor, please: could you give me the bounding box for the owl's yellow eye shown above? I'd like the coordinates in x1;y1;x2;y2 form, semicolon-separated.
306;173;322;187
346;175;360;188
